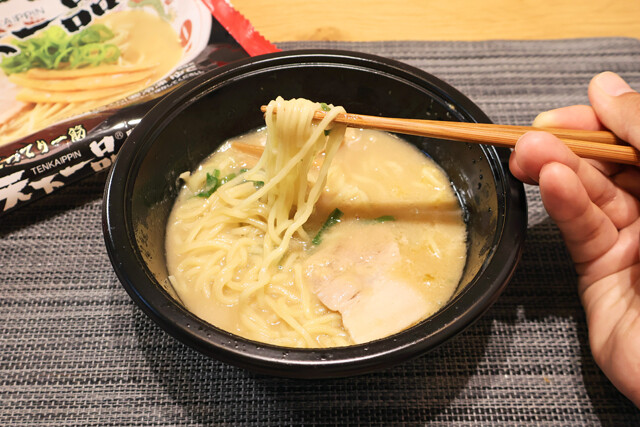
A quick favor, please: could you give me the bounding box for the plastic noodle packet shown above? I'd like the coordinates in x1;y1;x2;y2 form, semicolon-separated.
0;0;278;216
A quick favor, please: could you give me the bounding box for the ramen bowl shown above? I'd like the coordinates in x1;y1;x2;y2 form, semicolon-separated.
102;50;527;378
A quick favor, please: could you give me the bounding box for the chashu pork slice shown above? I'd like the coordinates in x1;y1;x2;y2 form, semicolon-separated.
304;223;428;344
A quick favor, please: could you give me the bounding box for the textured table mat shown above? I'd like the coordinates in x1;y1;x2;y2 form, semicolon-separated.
2;38;640;426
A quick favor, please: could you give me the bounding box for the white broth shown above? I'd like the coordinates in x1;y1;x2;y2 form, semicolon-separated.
165;128;467;347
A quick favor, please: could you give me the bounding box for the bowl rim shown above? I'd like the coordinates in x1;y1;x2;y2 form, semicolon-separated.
102;49;527;378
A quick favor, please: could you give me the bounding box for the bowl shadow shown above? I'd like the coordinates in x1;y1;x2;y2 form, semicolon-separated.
132;304;492;425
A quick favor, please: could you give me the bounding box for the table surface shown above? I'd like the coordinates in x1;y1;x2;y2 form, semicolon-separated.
3;3;640;425
232;0;640;42
2;37;640;425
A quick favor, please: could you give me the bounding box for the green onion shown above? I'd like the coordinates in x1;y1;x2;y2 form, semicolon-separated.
196;189;214;198
196;168;258;198
374;215;395;223
220;173;236;185
319;103;331;135
312;208;343;245
196;171;219;198
0;23;120;75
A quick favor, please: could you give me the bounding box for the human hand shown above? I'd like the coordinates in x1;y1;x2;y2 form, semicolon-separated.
509;71;640;407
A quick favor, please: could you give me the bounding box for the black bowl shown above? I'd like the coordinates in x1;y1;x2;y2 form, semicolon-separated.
103;50;527;378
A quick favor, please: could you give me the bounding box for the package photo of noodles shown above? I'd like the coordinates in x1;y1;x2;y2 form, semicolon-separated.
0;0;277;216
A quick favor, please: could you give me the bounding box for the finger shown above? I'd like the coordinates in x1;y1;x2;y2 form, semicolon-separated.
612;167;640;199
576;218;640;286
508;150;537;185
538;162;618;263
533;104;621;176
584;158;623;178
533;104;605;131
588;71;640;148
512;131;574;184
514;131;640;229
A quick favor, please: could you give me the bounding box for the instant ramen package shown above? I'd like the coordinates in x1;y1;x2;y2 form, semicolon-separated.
0;0;278;216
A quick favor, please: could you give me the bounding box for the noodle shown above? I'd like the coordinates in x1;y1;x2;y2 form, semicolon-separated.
166;97;350;347
166;101;468;347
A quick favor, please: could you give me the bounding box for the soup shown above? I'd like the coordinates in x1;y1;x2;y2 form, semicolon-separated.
165;98;467;347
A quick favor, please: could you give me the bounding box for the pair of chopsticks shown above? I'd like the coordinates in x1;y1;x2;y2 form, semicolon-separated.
259;106;639;166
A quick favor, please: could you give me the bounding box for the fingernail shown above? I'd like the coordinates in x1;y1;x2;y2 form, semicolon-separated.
532;111;554;127
593;71;634;97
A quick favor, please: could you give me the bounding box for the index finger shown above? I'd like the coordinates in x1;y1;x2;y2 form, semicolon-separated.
533;104;605;131
533;104;621;176
510;105;607;185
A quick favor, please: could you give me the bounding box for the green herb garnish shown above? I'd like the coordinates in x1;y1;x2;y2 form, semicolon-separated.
196;170;220;198
319;103;332;135
220;173;236;185
374;215;395;223
0;24;121;75
312;208;343;245
196;168;256;198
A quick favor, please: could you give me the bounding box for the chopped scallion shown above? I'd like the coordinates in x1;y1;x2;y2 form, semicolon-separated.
0;24;120;75
312;208;343;245
220;173;236;185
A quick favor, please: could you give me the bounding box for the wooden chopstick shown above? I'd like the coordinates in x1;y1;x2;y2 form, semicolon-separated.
260;106;639;166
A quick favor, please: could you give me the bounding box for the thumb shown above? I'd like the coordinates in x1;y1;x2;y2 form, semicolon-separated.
588;72;640;148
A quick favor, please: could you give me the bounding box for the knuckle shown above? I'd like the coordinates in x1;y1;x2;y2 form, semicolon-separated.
615;92;640;147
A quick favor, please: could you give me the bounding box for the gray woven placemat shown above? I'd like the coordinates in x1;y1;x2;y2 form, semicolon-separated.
2;38;640;426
